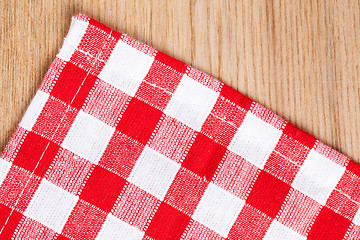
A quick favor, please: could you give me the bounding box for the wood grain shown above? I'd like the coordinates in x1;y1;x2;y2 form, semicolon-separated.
1;0;360;163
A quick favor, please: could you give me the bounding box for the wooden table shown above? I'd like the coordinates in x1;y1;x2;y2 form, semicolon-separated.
1;0;360;163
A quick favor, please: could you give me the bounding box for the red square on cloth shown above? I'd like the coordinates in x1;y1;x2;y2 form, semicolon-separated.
112;183;160;231
307;206;351;240
32;96;78;145
143;59;183;93
164;167;208;215
0;165;41;212
116;97;163;145
83;80;130;127
61;200;108;239
80;165;126;212
184;221;225;240
14;216;56;240
51;63;96;109
99;130;144;179
154;51;187;74
283;122;317;149
0;14;358;240
135;81;173;110
274;133;311;166
201;113;238;147
145;202;191;240
0;203;23;239
277;189;321;235
264;151;300;184
213;151;259;200
336;169;360;203
69;50;106;76
220;85;253;111
246;171;291;218
12;131;59;178
77;23;118;60
46;148;93;195
182;132;227;181
325;190;359;220
149;115;195;163
227;204;272;240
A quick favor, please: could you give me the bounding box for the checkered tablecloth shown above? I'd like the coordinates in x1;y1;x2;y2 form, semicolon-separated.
0;13;359;240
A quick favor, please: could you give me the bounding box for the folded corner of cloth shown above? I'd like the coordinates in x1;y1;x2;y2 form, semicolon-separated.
0;13;360;240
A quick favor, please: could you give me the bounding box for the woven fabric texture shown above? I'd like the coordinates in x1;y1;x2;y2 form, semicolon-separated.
0;14;360;240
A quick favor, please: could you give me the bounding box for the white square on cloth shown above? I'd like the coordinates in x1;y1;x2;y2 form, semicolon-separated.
228;112;282;169
62;111;115;164
164;75;219;131
24;179;78;233
292;150;345;205
193;183;245;237
98;40;154;97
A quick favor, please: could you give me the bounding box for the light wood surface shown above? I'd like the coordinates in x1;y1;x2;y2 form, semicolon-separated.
1;1;360;163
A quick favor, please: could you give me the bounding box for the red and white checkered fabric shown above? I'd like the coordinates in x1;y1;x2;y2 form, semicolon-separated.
0;14;359;240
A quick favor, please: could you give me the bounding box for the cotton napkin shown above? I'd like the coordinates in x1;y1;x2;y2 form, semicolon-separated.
0;13;359;240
